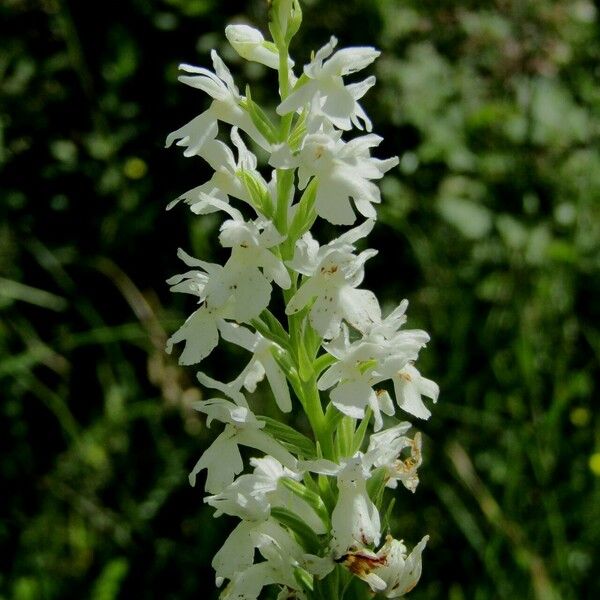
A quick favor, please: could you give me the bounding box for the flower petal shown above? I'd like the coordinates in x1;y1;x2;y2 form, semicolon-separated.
166;307;219;365
262;352;292;413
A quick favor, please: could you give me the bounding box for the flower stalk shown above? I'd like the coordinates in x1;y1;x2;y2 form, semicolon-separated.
165;2;438;598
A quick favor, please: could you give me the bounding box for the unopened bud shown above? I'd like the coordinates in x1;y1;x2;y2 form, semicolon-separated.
268;0;303;46
225;24;280;69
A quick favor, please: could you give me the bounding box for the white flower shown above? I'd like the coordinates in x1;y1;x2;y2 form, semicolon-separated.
375;535;428;597
189;398;296;493
205;456;298;522
340;535;428;597
199;331;292;413
389;363;439;421
270;131;398;225
318;326;395;431
250;458;326;534
205;468;272;522
165;247;260;365
363;299;409;342
318;301;437;425
304;454;380;556
332;458;380;555
276;587;307;600
225;24;282;70
165;304;229;366
277;36;379;132
167;128;264;213
213;518;304;594
318;319;428;430
367;424;422;492
166;50;268;155
220;560;300;600
210;216;291;322
165;107;219;160
166;214;291;365
365;300;438;420
165;249;238;365
206;456;326;534
285;220;380;338
201;216;290;307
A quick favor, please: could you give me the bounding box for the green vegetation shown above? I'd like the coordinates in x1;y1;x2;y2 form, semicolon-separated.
1;0;598;598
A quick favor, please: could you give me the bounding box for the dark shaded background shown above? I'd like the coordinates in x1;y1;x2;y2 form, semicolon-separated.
1;0;599;598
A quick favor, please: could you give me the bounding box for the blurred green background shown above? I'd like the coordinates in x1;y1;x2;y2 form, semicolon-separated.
1;0;599;598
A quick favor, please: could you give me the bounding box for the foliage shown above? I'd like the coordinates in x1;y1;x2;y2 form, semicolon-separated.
1;0;598;598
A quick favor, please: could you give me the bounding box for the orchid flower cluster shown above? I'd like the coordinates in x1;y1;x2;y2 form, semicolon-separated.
166;2;438;598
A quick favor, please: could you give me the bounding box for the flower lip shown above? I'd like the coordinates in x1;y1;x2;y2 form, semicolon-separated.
336;549;387;570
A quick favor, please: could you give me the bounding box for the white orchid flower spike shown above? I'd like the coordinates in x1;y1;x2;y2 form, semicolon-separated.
165;2;438;597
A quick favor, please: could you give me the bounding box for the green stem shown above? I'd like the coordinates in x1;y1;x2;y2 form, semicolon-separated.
314;566;349;600
277;34;294;140
278;43;290;99
302;378;332;458
275;168;294;235
270;28;344;599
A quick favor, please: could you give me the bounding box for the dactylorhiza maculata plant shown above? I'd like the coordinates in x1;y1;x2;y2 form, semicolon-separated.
165;2;438;598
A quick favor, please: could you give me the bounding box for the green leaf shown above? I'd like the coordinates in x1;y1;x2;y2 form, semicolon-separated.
260;309;290;347
91;558;129;600
288;178;318;246
288;109;307;150
298;338;315;382
336;416;355;458
238;170;273;218
0;277;67;311
243;86;279;145
304;320;322;360
366;467;387;508
281;477;330;527
293;567;314;593
270;348;302;395
381;497;396;534
259;416;316;458
271;507;321;554
314;353;337;377
325;403;344;434
250;317;288;349
275;167;295;234
352;409;372;453
438;196;493;240
303;471;321;496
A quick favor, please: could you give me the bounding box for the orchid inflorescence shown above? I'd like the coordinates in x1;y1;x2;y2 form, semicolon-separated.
165;1;438;598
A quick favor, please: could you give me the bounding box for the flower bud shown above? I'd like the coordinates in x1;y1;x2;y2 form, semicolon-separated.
268;0;302;46
225;24;280;69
